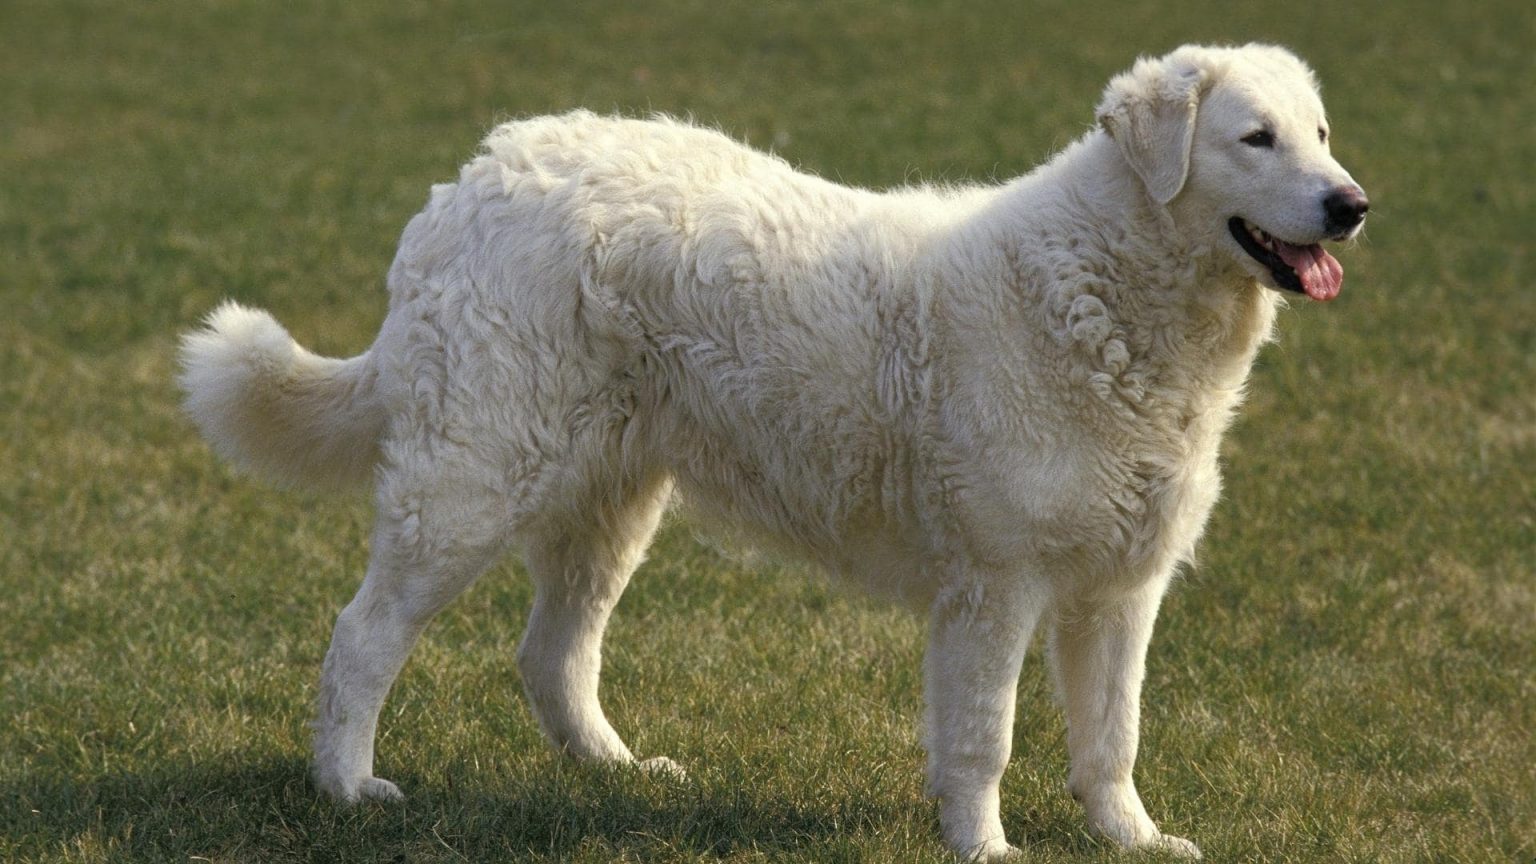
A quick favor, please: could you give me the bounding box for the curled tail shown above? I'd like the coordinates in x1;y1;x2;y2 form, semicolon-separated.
178;301;385;492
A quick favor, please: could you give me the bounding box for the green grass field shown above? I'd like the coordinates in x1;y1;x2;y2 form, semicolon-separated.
3;1;1532;861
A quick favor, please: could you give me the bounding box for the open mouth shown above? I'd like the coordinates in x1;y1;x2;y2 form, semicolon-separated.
1228;217;1344;302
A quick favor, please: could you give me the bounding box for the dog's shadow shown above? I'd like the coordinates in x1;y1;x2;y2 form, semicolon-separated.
7;754;983;861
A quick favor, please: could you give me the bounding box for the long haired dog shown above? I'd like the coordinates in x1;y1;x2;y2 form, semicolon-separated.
182;44;1366;859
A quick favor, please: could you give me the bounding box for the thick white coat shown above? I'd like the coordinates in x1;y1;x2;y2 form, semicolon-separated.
180;44;1365;861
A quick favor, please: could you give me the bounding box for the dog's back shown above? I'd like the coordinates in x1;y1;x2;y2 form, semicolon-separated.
376;112;985;583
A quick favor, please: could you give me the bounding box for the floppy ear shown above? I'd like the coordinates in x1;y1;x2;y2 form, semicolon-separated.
1096;53;1210;205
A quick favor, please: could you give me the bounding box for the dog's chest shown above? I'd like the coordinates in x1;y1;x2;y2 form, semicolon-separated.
1020;289;1274;580
949;344;1239;586
1029;434;1220;586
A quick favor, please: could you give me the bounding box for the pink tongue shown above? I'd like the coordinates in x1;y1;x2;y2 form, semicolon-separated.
1275;241;1344;301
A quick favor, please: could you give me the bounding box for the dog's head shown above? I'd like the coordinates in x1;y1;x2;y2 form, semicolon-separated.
1097;44;1367;301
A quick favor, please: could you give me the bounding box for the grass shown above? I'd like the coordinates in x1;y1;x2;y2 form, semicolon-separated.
2;0;1532;861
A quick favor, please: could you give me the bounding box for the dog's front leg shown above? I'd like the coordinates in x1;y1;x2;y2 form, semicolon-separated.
923;580;1043;861
1049;581;1200;858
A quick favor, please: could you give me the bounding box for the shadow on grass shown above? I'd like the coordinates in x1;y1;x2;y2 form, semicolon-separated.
3;755;949;862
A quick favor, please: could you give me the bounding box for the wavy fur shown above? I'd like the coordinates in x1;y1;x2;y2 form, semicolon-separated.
182;44;1366;861
179;302;383;490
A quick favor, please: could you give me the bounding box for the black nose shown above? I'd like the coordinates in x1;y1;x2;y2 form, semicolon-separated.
1324;187;1369;234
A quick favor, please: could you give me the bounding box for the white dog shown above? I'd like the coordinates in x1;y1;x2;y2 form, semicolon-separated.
180;44;1366;860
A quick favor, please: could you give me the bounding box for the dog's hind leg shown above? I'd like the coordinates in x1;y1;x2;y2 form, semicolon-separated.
516;470;677;773
312;461;512;803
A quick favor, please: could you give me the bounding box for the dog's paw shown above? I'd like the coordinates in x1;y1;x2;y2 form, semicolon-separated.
959;839;1021;861
316;773;405;804
637;756;687;779
355;776;406;803
1146;834;1201;859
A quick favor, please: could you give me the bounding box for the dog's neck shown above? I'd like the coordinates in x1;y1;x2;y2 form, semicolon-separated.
1058;131;1277;371
956;131;1280;440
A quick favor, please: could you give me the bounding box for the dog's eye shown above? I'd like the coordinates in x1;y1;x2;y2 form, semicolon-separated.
1318;127;1329;144
1241;130;1275;148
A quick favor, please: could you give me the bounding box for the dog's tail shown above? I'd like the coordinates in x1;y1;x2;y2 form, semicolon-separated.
178;301;385;492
